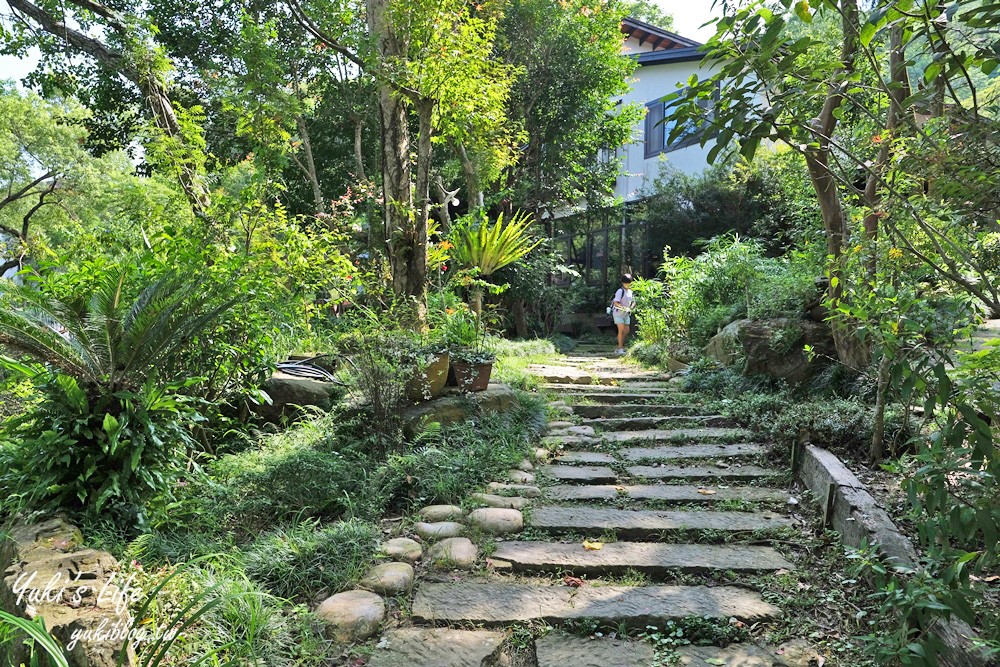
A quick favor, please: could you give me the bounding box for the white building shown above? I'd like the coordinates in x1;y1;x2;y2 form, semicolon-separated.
614;18;716;202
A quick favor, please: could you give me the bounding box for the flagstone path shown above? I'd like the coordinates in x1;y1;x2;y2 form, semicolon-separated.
369;343;820;666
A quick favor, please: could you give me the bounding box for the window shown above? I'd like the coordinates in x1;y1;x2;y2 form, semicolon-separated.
644;87;717;158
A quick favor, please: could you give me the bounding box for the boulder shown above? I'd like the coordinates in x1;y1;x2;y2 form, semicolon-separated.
400;384;519;435
468;508;524;535
704;318;835;384
414;521;465;540
359;562;414;596
381;538;422;563
315;590;386;643
256;372;340;422
417;505;465;522
426;538;478;570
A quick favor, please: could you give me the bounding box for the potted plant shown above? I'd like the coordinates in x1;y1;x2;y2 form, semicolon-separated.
450;348;495;392
402;337;451;403
441;308;495;392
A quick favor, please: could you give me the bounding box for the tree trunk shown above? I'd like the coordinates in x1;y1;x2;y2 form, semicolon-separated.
296;114;325;213
367;0;426;327
802;0;869;369
512;299;529;338
353;117;367;181
870;353;892;462
450;139;482;212
435;175;460;231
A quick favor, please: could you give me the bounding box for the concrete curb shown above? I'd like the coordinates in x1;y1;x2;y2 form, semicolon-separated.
796;445;990;667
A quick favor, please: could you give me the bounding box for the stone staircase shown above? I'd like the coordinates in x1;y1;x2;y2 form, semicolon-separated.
370;343;815;666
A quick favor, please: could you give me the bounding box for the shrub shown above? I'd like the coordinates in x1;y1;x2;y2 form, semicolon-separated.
0;373;201;526
242;519;380;602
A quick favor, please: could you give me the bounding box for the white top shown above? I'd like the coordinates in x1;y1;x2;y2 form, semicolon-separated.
613;287;634;313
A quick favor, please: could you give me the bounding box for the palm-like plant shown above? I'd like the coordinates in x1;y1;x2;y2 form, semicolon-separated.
0;268;238;520
0;269;236;395
449;210;541;314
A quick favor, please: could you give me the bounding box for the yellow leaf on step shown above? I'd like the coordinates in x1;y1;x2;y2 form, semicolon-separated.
697;488;717;495
582;540;604;551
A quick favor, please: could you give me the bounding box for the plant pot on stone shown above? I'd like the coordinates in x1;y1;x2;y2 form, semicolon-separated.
450;349;495;392
405;347;451;402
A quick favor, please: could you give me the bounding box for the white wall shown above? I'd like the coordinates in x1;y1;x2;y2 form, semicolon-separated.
615;42;716;202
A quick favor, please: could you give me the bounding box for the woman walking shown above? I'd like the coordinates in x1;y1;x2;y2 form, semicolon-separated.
612;274;634;355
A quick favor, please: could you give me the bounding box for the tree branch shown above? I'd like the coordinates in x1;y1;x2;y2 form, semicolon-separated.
285;0;366;71
5;0;136;78
0;170;55;213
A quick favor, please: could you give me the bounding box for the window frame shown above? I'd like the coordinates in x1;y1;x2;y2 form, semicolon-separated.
643;84;719;159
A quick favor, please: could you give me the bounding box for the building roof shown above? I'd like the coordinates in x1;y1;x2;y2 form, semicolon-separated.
621;17;701;52
635;46;705;65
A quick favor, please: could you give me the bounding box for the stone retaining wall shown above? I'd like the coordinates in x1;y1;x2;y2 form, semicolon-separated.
1;517;134;666
796;445;990;667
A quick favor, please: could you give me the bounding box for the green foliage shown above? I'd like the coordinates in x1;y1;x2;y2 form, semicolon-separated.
0;268;235;393
242;519;379;602
450;211;541;278
499;0;641;209
638;235;822;351
0;369;201;525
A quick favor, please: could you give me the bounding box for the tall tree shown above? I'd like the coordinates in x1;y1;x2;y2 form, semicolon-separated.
3;0;211;213
498;0;642;224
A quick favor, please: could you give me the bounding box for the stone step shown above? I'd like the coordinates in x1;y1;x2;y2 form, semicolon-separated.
543;384;678;394
557;392;683;405
540;465;618;484
530;506;793;539
553;451;616;464
367;628;505;667
583;415;731;430
602;427;751;443
620;443;767;462
534;633;654;667
411;582;781;626
573;404;704;418
627;464;783;481
546;484;791;504
676;643;806;667
493;541;794;576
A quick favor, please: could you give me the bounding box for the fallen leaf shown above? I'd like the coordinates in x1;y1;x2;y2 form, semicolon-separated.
583;540;604;551
705;659;727;666
614;486;627;493
697;488;717;495
563;576;585;588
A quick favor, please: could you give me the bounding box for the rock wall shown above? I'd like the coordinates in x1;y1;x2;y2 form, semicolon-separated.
1;518;134;667
704;318;835;384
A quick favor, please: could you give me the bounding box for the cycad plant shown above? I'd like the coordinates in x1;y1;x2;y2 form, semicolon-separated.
0;268;236;523
449;210;540;314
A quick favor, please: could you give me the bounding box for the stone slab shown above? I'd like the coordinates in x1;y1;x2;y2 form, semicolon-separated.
541;465;618;483
488;482;542;498
530;506;793;539
627;464;780;481
583;416;730;430
573;404;702;418
553;451;616;464
604;428;750;444
546;484;790;504
368;628;505;667
621;443;766;462
560;392;679;405
412;582;780;626
677;643;801;667
535;633;655;667
493;541;793;575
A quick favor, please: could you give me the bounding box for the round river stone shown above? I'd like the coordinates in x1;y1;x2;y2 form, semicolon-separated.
414;521;465;540
360;562;414;596
468;508;523;535
382;537;422;563
427;537;478;569
418;504;465;522
315;590;385;643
